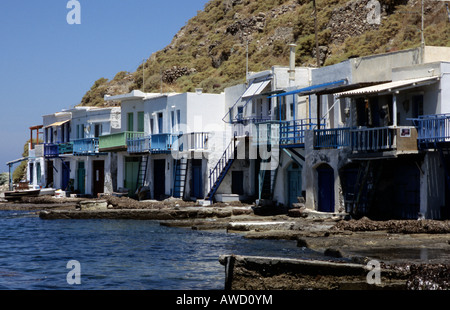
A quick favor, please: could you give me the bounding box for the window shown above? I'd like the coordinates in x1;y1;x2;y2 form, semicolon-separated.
94;124;101;138
237;106;244;120
280;97;287;121
157;113;163;133
76;125;80;140
137;112;145;132
127;113;134;132
412;95;424;119
80;124;85;139
150;118;154;135
171;111;175;132
177;110;181;130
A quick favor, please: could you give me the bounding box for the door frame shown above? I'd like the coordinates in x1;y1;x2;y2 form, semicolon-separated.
287;162;302;208
316;163;335;213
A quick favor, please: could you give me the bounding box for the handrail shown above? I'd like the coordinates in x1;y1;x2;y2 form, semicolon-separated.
176;132;209;151
350;127;396;152
209;138;236;192
411;114;450;144
73;138;99;154
314;127;352;149
281;118;323;146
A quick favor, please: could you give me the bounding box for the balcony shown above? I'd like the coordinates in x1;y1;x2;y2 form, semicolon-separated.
149;134;175;153
314;128;352;149
99;132;144;152
255;121;281;146
351;127;396;152
233;116;271;137
58;142;74;155
413;114;450;148
282;119;322;147
29;144;44;158
73;138;100;156
44;143;59;158
176;132;209;152
44;142;73;157
127;136;150;154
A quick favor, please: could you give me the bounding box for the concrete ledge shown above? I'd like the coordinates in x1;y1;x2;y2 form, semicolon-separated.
227;221;296;232
39;206;254;220
219;255;407;290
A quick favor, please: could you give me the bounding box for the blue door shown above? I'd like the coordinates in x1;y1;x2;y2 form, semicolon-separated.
61;161;71;191
317;164;334;213
191;160;203;199
288;163;302;208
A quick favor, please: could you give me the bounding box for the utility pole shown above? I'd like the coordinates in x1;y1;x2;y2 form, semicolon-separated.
421;0;425;50
446;3;450;23
246;40;249;81
313;0;320;67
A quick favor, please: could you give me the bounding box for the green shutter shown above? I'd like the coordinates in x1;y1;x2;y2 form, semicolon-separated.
127;113;134;132
137;112;145;132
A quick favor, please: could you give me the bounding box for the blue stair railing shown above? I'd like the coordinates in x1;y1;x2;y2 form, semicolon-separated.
206;137;237;201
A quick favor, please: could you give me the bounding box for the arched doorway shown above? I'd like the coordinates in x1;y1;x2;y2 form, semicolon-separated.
317;164;335;213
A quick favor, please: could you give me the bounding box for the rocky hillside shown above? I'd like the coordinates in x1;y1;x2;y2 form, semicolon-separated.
80;0;450;107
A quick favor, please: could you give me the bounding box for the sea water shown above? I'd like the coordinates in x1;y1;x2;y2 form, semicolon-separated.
0;210;327;290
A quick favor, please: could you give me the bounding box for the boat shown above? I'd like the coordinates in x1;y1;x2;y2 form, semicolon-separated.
39;188;56;196
4;189;41;201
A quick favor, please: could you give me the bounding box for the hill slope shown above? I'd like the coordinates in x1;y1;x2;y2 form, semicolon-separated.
80;0;450;107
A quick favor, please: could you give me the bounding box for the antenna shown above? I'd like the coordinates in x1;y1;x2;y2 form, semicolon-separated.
142;58;146;92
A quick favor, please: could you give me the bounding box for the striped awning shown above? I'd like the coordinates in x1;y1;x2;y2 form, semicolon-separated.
336;76;439;98
45;120;70;128
242;79;271;98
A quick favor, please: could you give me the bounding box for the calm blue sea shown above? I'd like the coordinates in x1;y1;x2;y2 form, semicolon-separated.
0;210;327;290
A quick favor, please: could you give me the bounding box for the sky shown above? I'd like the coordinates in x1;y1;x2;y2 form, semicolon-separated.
0;0;209;173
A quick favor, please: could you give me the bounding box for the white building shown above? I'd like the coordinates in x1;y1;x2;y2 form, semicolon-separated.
101;90;227;200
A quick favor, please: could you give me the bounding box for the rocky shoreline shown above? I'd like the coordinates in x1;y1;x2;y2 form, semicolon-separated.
1;195;450;290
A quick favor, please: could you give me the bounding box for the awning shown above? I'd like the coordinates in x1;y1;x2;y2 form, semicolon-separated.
268;79;349;98
45;120;70;128
242;80;271;98
6;157;28;166
336;76;439;98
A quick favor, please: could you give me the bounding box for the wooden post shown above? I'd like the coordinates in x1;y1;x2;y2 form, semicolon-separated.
317;94;322;130
393;95;398;127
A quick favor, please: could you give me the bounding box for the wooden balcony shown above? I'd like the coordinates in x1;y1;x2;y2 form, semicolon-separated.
73;138;100;156
314;127;352;149
127;136;150;154
351;127;396;152
43;142;73;157
99;132;144;152
282;119;323;148
149;133;175;153
314;126;418;157
412;114;450;148
176;132;209;152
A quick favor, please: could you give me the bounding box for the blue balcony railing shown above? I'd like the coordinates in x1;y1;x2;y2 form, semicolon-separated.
351;127;396;152
281;119;323;147
412;113;450;146
127;137;151;154
73;138;99;155
44;143;59;157
150;134;175;153
314;127;352;149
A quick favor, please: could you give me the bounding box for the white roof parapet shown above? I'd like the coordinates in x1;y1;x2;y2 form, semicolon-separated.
104;90;150;102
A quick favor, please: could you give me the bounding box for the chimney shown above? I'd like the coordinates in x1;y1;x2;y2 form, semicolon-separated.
288;44;297;86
